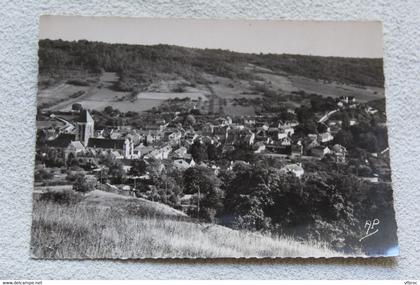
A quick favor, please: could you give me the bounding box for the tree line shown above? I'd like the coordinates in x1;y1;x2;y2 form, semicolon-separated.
38;39;384;91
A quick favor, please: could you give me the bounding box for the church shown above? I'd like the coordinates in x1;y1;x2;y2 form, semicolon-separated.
46;110;134;162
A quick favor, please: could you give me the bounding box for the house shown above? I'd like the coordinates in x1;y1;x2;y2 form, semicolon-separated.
222;145;236;153
225;131;237;146
173;158;196;170
242;132;255;146
210;164;221;175
46;135;86;163
110;150;124;160
332;144;347;163
265;144;291;155
87;137;134;159
73;155;99;169
339;96;356;104
227;160;250;171
256;122;270;131
266;128;281;140
318;132;334;143
311;146;331;158
42;128;59;141
304;135;320;151
110;131;123;140
133;144;149;158
213;125;230;141
328;120;342;127
253;141;266;153
45;133;75;161
366;106;378;115
156;119;166;125
59;123;75;134
126;131;143;146
202;123;214;136
173;146;188;157
164;130;182;143
96;127;115;139
184;131;199;146
214;117;231;126
180;194;195;203
360;174;379;183
243;117;256;126
278;120;299;129
232;124;245;130
268;127;293;140
280;126;294;136
201;135;217;145
95;129;105;138
280;137;292;146
64;141;86;161
46;133;76;148
291;144;303;157
146;131;162;144
144;145;172;160
280;163;304;178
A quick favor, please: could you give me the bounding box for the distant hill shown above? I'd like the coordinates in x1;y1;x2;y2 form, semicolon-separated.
38;39;384;91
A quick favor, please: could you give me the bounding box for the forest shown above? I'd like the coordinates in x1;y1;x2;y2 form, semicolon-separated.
38;39;384;91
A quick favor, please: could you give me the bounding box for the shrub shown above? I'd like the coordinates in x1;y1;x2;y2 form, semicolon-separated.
39;189;83;205
66;79;90;86
72;103;83;111
73;174;95;193
34;169;53;182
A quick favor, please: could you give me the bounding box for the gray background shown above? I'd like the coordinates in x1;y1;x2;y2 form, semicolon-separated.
0;0;419;279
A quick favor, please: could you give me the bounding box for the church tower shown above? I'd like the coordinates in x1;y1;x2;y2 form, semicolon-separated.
76;110;94;146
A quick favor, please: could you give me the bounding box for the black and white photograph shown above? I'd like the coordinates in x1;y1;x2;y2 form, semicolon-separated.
31;16;398;259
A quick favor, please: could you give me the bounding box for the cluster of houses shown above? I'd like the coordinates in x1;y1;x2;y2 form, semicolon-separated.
38;94;385;190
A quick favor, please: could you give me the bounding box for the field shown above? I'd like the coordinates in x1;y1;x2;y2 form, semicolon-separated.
38;66;384;115
37;40;386;116
38;84;91;107
42;72;166;113
31;190;341;259
256;71;384;102
137;92;208;101
39;73;213;113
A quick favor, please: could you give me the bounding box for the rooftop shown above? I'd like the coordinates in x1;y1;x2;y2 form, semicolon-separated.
87;138;125;150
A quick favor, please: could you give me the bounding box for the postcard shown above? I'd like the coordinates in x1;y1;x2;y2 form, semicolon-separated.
31;16;398;259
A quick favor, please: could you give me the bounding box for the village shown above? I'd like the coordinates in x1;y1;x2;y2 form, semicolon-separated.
34;90;391;214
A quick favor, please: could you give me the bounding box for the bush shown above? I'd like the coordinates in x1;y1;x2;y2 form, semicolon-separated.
72;103;83;111
34;169;53;182
39;189;83;205
73;174;95;193
66;79;90;86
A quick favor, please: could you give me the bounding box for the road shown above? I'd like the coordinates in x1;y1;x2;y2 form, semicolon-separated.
318;109;339;123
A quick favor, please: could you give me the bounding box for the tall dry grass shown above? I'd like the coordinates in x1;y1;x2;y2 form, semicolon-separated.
31;191;341;259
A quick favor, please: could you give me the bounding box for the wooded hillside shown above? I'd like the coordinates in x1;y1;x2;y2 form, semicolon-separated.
38;39;384;90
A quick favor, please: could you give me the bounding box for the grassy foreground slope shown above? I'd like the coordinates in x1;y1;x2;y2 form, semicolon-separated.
31;190;341;259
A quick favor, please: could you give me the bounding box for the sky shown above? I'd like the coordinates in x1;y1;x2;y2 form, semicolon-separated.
39;16;383;58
